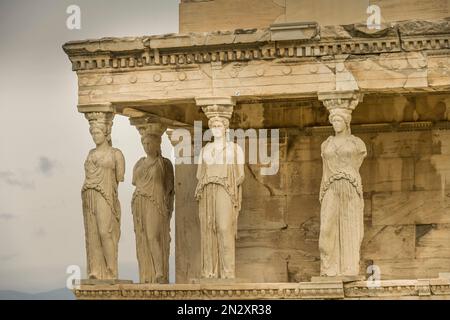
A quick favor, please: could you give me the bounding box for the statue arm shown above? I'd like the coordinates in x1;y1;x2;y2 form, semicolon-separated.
196;148;204;181
353;137;367;168
164;158;175;215
235;144;245;186
131;158;142;186
114;149;126;183
360;139;368;158
319;139;330;202
320;139;328;176
320;137;329;157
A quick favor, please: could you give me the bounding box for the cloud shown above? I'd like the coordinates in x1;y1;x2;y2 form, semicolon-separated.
0;213;16;221
37;157;56;176
0;171;35;189
0;156;56;189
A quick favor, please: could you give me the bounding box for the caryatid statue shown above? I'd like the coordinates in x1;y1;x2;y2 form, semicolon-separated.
131;120;174;284
194;99;245;279
318;92;367;277
81;112;125;280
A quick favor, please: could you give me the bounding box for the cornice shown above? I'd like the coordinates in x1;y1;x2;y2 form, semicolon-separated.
62;19;450;72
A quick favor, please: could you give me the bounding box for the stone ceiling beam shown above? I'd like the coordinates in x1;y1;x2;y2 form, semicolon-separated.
63;19;450;115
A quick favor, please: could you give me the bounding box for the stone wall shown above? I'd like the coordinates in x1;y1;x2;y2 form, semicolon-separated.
175;93;450;283
236;127;450;282
179;0;449;33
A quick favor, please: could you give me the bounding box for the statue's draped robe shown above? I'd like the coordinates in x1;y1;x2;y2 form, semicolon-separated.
319;135;367;276
132;156;174;283
195;141;244;279
82;147;125;279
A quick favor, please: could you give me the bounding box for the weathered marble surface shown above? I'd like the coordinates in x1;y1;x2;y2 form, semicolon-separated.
63;18;450;110
73;278;450;300
63;13;450;286
172;112;450;282
81;112;125;280
195;100;245;280
130;121;175;284
172;123;450;283
179;0;450;33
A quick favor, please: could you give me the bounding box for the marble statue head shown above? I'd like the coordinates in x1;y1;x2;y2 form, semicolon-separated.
89;121;112;146
137;123;166;157
208;116;229;139
141;133;162;157
85;112;114;147
329;109;352;135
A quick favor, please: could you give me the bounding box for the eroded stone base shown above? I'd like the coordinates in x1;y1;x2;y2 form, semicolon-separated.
74;278;450;300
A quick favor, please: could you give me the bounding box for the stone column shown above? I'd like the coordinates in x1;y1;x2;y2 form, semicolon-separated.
78;103;130;284
129;116;175;284
314;91;367;282
166;126;199;283
194;96;245;281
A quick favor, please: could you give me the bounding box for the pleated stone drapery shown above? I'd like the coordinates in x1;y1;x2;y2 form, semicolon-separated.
195;141;244;279
131;156;174;283
81;147;124;279
319;135;367;276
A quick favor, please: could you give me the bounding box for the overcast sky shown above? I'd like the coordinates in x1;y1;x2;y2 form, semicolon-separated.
0;0;179;293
